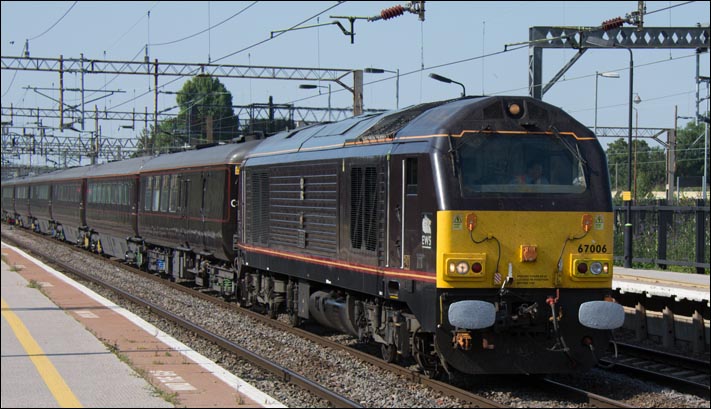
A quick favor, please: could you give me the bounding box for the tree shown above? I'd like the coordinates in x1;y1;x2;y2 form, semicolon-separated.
150;75;238;152
675;117;708;182
605;138;665;200
133;119;184;157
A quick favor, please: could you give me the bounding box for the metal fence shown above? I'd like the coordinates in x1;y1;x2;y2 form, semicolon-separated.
613;199;710;274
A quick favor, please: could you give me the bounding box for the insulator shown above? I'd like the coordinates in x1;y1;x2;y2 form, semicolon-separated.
601;17;624;31
380;5;405;20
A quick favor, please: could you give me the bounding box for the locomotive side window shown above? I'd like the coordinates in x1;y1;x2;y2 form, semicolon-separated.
406;158;418;195
459;133;587;195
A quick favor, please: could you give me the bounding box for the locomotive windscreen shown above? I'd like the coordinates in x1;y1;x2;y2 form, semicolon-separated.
458;133;587;195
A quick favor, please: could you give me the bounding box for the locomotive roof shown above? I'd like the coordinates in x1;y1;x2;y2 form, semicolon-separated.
245;102;442;159
245;96;584;160
140;140;262;173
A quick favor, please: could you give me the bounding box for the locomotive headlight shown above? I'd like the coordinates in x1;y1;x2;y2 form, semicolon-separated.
444;254;487;281
508;103;521;116
571;257;613;280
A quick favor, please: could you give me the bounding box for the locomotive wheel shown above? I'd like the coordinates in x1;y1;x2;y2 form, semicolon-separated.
381;343;397;363
413;330;441;378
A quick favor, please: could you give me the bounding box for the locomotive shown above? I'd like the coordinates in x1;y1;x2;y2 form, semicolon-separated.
2;95;625;378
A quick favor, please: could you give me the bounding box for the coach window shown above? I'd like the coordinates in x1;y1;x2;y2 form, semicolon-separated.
144;177;152;211
169;176;178;212
122;182;128;205
160;176;170;212
103;183;110;204
111;182;117;205
152;176;161;212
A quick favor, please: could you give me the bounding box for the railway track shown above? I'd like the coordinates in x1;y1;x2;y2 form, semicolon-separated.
601;341;710;399
6;226;699;408
2;228;506;408
2;232;362;408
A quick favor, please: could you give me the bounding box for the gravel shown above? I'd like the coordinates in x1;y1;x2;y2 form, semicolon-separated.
3;226;709;408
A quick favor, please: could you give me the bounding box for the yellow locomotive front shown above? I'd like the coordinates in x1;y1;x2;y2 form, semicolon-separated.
429;100;624;375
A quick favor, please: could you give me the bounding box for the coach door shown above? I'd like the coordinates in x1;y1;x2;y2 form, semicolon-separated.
179;177;191;244
200;174;208;249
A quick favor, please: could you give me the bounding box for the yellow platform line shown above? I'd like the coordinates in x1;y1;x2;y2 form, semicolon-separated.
1;297;82;408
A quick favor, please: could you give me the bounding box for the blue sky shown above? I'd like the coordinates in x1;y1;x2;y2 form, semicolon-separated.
1;1;709;166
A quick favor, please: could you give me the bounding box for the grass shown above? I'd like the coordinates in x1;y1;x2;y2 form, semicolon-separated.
99;337;182;406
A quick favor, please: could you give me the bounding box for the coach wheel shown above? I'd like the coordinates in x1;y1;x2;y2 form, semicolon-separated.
288;309;302;327
381;343;397;363
268;303;278;319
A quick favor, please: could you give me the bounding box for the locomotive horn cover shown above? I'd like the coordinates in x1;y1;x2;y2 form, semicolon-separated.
578;300;625;330
448;300;496;329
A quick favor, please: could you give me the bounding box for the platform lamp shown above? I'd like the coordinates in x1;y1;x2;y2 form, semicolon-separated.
364;68;400;109
429;73;466;97
594;71;620;136
299;84;332;122
586;35;635;268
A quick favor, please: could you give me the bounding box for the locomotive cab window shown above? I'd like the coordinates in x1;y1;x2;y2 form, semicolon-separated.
459;133;587;195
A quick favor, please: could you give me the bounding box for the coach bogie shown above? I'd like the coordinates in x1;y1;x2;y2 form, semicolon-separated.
170;249;194;280
202;263;239;298
146;246;171;275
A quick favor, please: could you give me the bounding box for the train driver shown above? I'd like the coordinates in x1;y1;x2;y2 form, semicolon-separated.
511;160;549;184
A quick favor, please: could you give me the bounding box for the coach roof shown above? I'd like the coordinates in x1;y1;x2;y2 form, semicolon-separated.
140;140;262;173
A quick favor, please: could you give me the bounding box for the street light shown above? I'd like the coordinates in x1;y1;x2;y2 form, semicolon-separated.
594;71;620;136
633;93;642;202
429;73;466;97
364;67;400;109
299;84;332;122
586;35;634;268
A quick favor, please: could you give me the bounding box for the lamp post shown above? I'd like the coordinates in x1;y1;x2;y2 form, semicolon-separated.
364;67;400;109
429;73;466;97
594;71;620;136
586;36;634;268
633;93;641;202
299;84;332;122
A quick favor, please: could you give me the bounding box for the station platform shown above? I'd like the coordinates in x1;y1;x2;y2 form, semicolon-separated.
1;242;285;408
613;266;710;304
